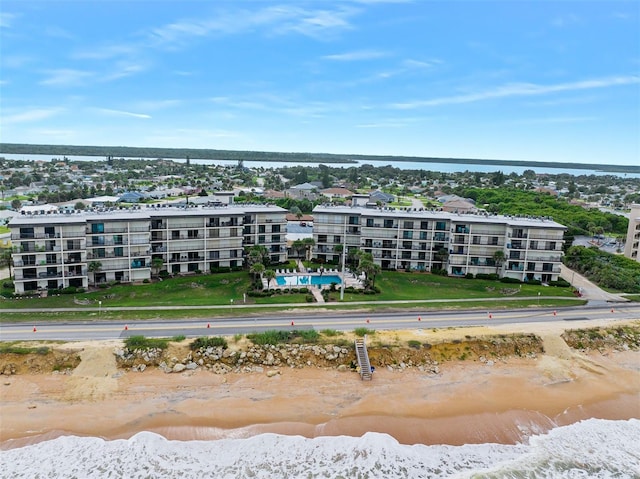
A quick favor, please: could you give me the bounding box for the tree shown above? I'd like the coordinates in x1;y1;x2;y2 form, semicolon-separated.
11;199;21;211
151;257;164;278
1;249;13;279
74;201;86;210
302;238;315;261
334;244;344;268
355;252;381;289
291;239;305;259
434;248;449;270
246;245;269;267
88;261;103;287
492;250;505;275
264;269;276;290
249;263;265;285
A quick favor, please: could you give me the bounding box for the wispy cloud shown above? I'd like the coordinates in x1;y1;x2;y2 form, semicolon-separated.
132;99;182;111
0;12;17;29
322;49;389;61
356;116;429;128
39;69;94;87
391;75;640;109
93;108;151;119
147;5;357;47
102;62;148;82
2;108;61;124
513;116;597;125
551;13;581;28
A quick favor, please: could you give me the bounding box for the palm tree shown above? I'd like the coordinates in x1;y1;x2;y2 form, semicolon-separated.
292;239;305;259
88;261;103;287
334;244;344;269
492;250;505;276
1;249;13;279
302;238;315;261
264;269;276;290
434;248;449;270
250;262;265;281
151;257;164;278
355;252;381;289
247;245;269;267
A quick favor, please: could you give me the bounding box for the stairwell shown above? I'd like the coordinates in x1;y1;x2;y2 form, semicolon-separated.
354;336;372;381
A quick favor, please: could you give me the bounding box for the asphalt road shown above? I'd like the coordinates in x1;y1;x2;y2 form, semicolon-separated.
1;303;638;342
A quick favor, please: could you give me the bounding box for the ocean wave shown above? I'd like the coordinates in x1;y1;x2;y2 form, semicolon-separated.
1;419;639;478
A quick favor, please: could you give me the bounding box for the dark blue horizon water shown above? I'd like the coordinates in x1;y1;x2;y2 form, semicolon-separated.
2;153;638;178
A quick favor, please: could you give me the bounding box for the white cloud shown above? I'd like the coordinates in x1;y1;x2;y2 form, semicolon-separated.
0;12;17;29
132;99;182;111
513;116;597;125
102;62;148;82
2;108;61;124
147;4;357;47
322;49;389;61
93;108;151;119
39;69;94;87
551;13;581;28
391;75;640;109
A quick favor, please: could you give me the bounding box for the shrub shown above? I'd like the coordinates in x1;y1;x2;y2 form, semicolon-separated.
354;327;375;337
2;281;14;289
295;329;320;343
321;329;342;337
159;270;170;278
172;335;186;342
465;273;475;279
143;279;150;283
408;340;421;349
500;277;522;284
124;335;169;350
305;294;314;302
247;330;291;346
431;268;448;276
550;278;571;287
475;273;499;280
190;336;228;350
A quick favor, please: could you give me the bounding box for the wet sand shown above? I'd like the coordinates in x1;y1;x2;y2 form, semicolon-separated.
1;338;638;449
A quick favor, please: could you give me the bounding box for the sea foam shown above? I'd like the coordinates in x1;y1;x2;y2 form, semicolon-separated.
2;418;639;478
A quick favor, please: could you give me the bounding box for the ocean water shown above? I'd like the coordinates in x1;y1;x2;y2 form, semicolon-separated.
2;419;639;478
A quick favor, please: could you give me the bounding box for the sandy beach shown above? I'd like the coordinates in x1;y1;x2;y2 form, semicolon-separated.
1;319;639;450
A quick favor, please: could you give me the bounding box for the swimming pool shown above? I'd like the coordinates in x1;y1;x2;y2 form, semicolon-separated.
275;274;342;286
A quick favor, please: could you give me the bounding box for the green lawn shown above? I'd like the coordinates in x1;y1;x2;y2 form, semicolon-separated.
0;270;577;320
0;226;9;234
326;271;574;302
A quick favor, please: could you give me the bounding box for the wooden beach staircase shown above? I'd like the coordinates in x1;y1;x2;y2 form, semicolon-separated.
355;337;373;381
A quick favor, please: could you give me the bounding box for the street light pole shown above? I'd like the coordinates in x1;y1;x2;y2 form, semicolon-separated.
340;215;347;301
98;300;102;316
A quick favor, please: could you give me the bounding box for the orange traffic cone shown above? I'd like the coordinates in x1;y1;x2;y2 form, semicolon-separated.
33;326;37;332
488;313;493;319
124;325;128;331
366;318;370;324
207;323;211;329
418;316;421;321
291;321;295;326
553;310;557;316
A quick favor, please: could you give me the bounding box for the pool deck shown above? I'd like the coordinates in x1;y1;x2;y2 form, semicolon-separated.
262;267;364;291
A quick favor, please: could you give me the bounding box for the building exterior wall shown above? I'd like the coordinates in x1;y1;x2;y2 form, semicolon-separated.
313;206;566;283
624;205;640;262
10;205;287;294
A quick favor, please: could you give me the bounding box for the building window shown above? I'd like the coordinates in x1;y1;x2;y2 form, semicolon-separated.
91;223;104;234
435;221;447;231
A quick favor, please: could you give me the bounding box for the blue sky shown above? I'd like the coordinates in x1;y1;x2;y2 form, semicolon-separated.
1;0;639;165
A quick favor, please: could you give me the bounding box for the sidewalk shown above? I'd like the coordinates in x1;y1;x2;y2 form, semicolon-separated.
560;264;629;304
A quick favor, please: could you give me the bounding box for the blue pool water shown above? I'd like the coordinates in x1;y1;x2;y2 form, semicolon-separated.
275;274;342;286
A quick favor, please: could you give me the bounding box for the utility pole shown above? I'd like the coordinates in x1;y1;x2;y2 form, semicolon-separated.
340;215;347;301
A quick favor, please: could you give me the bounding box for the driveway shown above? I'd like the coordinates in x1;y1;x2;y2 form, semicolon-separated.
560;264;629;304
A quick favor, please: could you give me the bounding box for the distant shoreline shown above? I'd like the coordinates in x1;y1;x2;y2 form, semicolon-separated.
1;142;638;174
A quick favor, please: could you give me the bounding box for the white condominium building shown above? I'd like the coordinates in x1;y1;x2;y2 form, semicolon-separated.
313;205;566;283
624;204;640;262
9;204;287;294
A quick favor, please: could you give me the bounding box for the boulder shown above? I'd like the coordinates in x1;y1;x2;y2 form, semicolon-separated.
172;363;186;373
